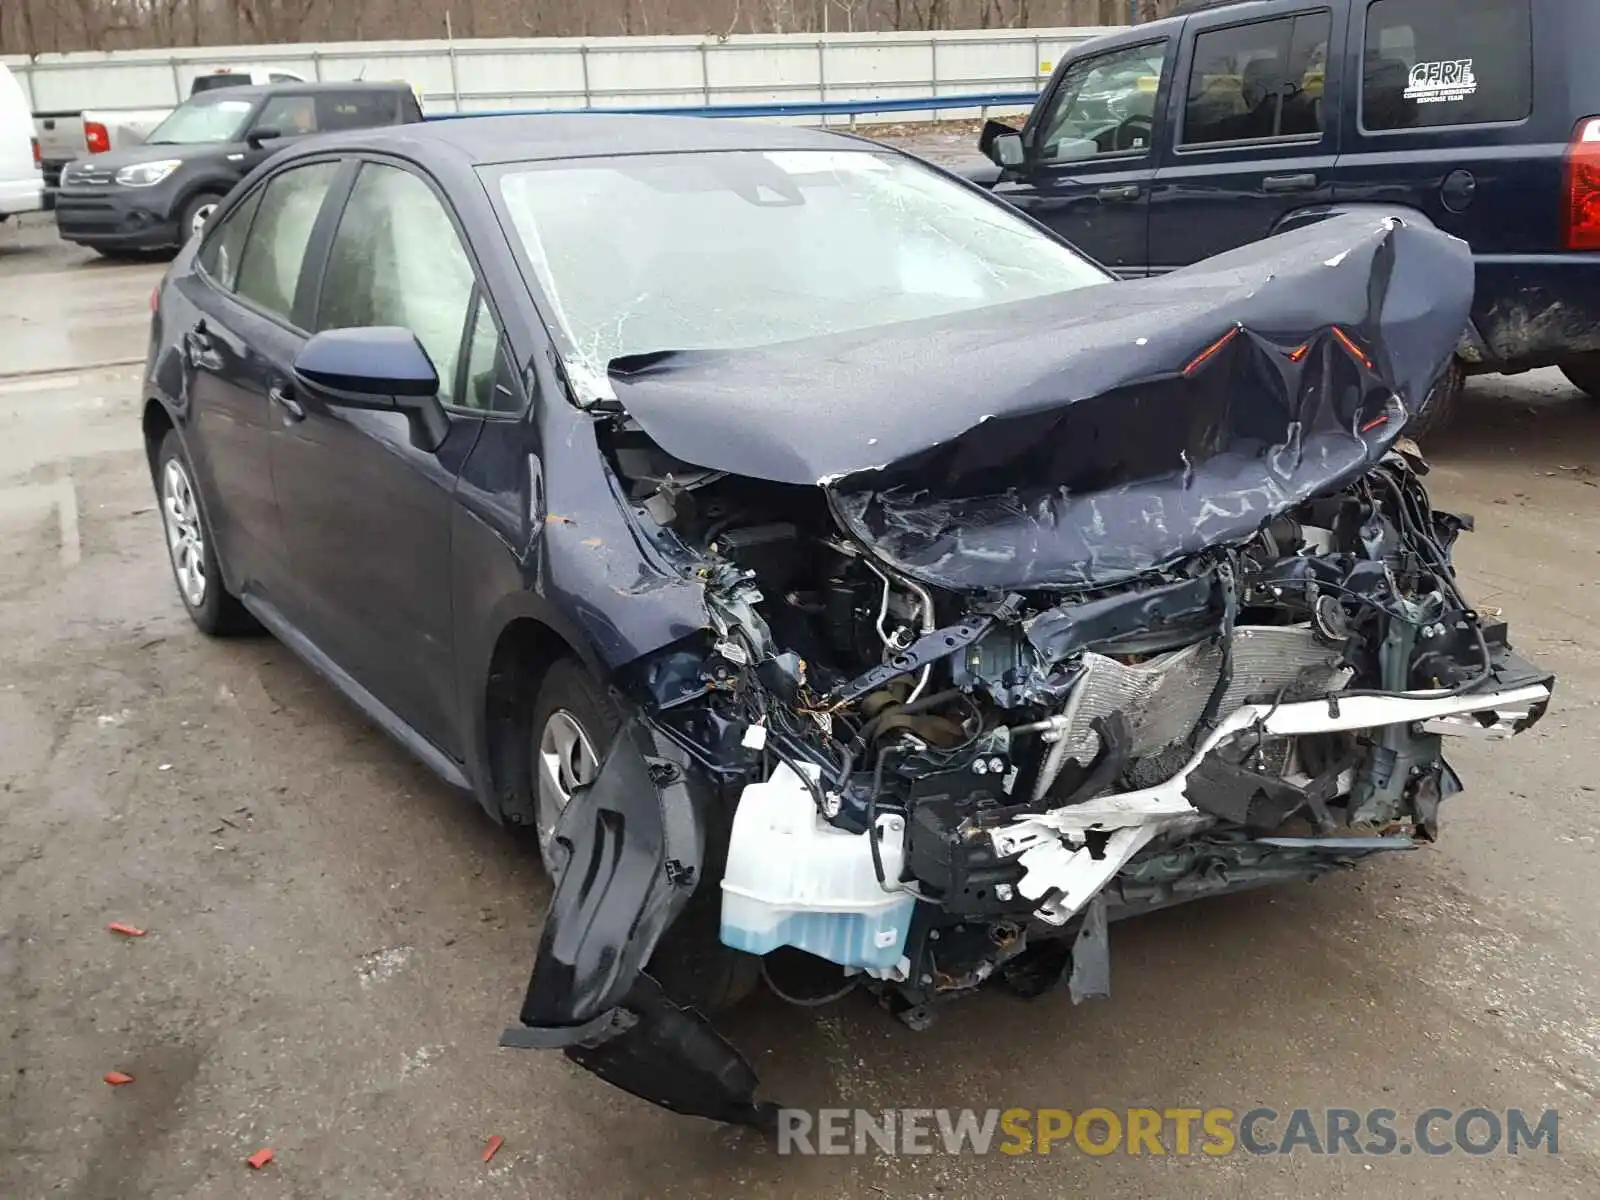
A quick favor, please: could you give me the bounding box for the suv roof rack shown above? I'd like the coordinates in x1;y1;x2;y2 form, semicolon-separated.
1172;0;1267;15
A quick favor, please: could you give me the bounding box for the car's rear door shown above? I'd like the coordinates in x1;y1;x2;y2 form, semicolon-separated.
989;36;1175;276
268;157;502;757
1330;0;1553;361
172;158;349;606
1149;4;1343;273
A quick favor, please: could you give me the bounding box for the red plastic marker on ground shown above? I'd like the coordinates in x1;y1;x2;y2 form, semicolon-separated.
106;922;146;937
482;1135;504;1164
103;1071;134;1085
246;1149;274;1170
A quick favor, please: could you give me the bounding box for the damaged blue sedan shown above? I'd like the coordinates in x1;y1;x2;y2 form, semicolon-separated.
141;115;1553;1130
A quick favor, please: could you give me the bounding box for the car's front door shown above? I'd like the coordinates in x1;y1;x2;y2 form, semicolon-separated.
269;158;499;757
1148;5;1343;273
173;159;347;605
990;38;1174;276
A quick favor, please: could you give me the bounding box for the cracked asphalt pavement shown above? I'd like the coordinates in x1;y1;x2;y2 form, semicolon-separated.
2;175;1598;1199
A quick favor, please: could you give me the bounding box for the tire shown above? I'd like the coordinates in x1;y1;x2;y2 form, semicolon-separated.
528;656;760;1011
155;431;255;636
1403;357;1464;442
530;657;622;878
179;191;223;245
1559;354;1600;402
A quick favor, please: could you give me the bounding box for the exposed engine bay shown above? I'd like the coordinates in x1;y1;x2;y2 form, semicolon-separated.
608;428;1550;1004
501;213;1554;1130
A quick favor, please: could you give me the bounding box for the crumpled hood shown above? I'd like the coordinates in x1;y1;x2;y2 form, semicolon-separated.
608;213;1474;590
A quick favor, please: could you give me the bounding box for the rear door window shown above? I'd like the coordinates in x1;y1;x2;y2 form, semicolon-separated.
233;161;342;324
198;186;264;291
1362;0;1533;131
317;91;399;131
1182;12;1331;146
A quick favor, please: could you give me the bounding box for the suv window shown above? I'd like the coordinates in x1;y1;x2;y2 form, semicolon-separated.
256;94;318;137
1362;0;1532;131
316;162;476;408
317;91;398;131
1032;42;1167;164
1183;12;1331;146
233;161;341;323
199;186;264;291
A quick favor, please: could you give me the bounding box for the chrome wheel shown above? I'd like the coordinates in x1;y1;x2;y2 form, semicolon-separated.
535;709;600;873
189;202;217;240
161;457;207;609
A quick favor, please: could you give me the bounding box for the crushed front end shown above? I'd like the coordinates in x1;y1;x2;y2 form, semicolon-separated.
502;214;1554;1123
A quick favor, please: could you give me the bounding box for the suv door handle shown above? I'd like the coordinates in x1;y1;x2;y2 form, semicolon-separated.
1263;172;1318;194
1097;184;1142;202
268;384;304;421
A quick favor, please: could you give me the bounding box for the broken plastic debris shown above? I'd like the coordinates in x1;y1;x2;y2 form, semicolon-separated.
482;1135;504;1163
103;1071;134;1085
106;922;146;937
246;1148;274;1170
157;763;172;772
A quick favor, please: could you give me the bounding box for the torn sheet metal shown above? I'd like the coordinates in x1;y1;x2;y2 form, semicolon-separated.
604;213;1473;590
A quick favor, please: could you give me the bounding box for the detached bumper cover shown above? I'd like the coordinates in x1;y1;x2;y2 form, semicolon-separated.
501;717;777;1129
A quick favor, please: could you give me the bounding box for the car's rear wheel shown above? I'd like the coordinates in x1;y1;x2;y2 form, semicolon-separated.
1403;358;1465;442
156;431;254;636
1559;354;1600;402
527;656;760;1011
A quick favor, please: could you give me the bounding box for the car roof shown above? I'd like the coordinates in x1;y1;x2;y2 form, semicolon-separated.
286;113;875;167
192;81;412;100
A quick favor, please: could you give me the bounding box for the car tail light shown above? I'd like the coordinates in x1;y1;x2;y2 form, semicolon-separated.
85;120;110;155
150;284;160;314
30;137;40;167
1564;117;1600;250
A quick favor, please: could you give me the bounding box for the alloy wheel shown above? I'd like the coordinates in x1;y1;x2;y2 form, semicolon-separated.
161;458;207;609
535;709;600;875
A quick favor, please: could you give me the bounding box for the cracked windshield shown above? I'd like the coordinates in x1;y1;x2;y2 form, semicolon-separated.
495;149;1108;380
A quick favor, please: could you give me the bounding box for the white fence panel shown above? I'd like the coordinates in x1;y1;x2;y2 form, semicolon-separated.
2;27;1127;121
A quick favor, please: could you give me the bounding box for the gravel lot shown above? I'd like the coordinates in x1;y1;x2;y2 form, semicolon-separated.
2;153;1599;1200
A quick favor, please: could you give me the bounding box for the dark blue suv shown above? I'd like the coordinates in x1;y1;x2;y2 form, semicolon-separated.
973;0;1600;432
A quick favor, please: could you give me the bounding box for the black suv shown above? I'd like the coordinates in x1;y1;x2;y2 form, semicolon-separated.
55;82;423;258
972;0;1600;429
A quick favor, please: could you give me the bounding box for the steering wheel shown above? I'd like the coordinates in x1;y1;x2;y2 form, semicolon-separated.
1112;114;1154;152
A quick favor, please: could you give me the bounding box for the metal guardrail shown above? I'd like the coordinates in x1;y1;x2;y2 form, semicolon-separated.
424;90;1041;123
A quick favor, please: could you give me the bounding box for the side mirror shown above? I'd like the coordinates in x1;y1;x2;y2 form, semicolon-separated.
245;127;282;151
979;119;1026;169
292;327;450;452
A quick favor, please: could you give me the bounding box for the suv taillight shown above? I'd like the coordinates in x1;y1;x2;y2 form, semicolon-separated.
1565;117;1600;250
85;120;110;155
30;137;40;168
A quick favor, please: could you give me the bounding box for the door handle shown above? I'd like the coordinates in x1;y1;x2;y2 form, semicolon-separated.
268;384;304;421
1263;172;1318;194
1096;183;1142;202
183;322;215;366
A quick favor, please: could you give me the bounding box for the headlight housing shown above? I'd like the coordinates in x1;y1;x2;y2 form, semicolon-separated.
115;160;182;187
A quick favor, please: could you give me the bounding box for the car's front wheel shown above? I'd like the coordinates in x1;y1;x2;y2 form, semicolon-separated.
1559;353;1600;402
180;191;223;244
156;431;254;636
530;657;621;879
527;656;761;1011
